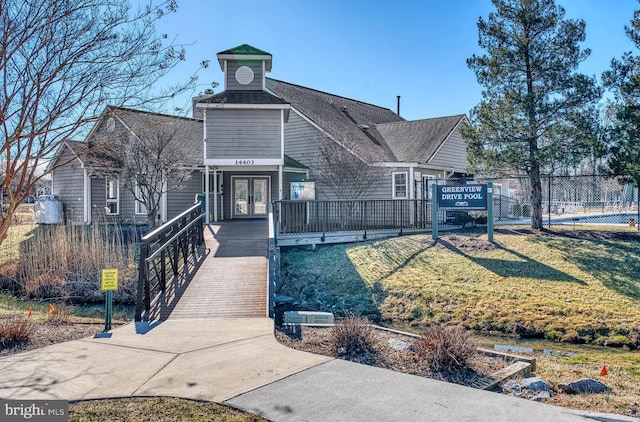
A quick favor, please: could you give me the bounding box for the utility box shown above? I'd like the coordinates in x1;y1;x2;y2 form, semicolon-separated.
283;311;334;325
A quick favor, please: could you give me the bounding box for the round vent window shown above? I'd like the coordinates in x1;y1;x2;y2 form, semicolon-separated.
106;117;115;133
235;66;255;85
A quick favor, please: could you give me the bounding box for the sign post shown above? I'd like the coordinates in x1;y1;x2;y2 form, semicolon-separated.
431;183;438;240
487;181;494;242
101;269;118;331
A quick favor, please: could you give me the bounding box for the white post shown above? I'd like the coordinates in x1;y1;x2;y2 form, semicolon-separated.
205;165;210;224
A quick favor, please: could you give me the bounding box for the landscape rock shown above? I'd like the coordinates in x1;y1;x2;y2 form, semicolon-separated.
521;377;551;392
500;377;553;401
388;338;412;351
558;378;611;394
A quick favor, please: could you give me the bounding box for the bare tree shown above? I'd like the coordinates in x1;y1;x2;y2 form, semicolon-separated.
99;127;193;227
311;137;384;200
0;0;205;244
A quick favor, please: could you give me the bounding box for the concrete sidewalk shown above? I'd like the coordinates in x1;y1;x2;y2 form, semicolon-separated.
1;319;638;422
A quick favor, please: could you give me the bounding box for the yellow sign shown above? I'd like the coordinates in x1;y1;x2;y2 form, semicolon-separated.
101;269;118;291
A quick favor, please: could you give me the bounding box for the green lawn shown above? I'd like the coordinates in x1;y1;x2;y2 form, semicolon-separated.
280;228;640;343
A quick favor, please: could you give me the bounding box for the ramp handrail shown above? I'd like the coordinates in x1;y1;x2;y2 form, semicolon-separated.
135;203;205;322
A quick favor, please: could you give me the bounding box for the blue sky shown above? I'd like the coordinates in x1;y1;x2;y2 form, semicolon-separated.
151;0;639;121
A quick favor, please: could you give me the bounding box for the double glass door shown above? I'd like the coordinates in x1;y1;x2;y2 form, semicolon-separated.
233;177;269;218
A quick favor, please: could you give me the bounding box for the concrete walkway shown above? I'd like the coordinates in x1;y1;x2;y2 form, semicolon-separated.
1;319;638;421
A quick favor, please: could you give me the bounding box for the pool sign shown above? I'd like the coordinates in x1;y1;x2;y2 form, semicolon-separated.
437;184;488;210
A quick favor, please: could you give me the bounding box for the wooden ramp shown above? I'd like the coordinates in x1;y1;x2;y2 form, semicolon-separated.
150;220;268;320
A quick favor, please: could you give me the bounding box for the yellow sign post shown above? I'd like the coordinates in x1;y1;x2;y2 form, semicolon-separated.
101;269;118;331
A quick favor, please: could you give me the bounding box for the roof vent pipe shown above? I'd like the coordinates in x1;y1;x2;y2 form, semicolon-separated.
397;95;401;116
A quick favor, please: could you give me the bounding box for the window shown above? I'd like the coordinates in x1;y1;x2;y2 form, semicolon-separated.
392;172;408;199
105;178;119;215
135;183;147;215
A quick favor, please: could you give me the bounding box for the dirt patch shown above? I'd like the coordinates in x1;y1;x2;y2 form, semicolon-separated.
275;325;515;387
436;234;498;253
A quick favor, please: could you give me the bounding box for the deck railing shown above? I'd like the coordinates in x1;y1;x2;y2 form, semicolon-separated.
273;199;434;235
135;203;206;322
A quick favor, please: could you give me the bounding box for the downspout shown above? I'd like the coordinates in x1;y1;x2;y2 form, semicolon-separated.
205;165;211;224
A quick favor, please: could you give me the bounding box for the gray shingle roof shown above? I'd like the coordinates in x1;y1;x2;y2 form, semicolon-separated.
267;78;402;162
197;90;288;105
375;115;466;163
76;107;203;169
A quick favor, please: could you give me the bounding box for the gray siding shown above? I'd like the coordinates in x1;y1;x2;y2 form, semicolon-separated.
167;170;203;219
283;111;323;166
429;127;469;173
52;147;85;223
225;60;265;91
205;109;282;160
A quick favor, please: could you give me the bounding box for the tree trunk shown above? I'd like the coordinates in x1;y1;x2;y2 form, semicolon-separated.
530;162;543;230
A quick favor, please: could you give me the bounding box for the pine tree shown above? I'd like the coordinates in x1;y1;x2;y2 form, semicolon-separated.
464;0;600;229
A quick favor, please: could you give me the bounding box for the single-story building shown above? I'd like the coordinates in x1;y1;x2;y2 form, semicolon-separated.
50;44;470;225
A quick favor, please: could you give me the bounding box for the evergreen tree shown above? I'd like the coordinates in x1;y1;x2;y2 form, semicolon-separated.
602;6;640;206
464;0;600;229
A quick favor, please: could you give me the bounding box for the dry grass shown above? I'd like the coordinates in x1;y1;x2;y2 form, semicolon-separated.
69;397;266;422
330;314;376;354
413;325;478;371
1;223;137;302
0;315;35;348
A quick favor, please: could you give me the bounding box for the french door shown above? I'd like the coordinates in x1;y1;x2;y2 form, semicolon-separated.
232;177;270;218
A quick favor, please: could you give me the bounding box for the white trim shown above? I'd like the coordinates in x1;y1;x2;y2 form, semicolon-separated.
196;103;291;110
204;158;283;166
205;165;211;224
83;168;90;224
262;61;266;90
392;171;408;199
203;107;207;163
134;183;147;216
223;60;227;91
105;177;120;215
281;109;285;163
217;53;272;62
278;165;283;200
160;176;168;223
409;167;415;200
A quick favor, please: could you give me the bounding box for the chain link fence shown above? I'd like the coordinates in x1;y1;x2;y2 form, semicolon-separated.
466;175;639;231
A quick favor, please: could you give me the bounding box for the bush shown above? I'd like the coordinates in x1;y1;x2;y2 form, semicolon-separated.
0;316;35;349
330;314;376;355
451;212;475;228
413;325;477;371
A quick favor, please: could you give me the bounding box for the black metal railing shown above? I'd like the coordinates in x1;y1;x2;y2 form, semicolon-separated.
135;203;206;322
273;199;433;235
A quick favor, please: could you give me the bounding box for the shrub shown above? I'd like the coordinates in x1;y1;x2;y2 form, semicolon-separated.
413;325;477;371
330;314;376;355
451;212;475;228
47;304;72;324
0;316;35;349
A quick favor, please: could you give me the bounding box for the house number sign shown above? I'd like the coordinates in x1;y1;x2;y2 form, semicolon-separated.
235;160;255;165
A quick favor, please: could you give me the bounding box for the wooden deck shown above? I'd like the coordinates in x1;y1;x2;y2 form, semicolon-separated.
147;219;269;320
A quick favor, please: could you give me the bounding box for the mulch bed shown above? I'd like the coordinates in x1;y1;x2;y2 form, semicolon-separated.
0;322;103;357
275;325;515;387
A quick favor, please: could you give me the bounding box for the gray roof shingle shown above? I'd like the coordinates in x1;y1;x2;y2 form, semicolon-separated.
266;78;402;163
197;90;289;105
375;115;467;163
